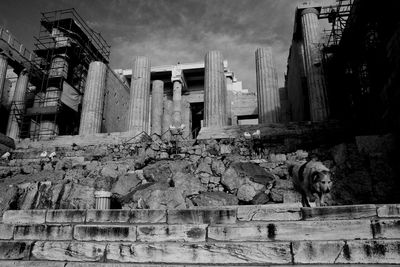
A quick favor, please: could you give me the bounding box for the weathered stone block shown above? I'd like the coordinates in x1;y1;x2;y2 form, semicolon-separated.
293;240;400;264
167;208;236;224
209;220;372;241
86;209;166;223
31;241;106;262
136;224;206;242
301;204;377;220
14;224;73;240
372;219;400;239
0;224;14;239
0;241;31;260
106;242;292;264
377;204;400;218
46;210;86;223
0;261;65;267
237;203;302;221
292;240;344;264
2;210;46;224
74;225;136;241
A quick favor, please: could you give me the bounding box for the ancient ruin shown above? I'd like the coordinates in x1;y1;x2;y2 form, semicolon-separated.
0;0;400;265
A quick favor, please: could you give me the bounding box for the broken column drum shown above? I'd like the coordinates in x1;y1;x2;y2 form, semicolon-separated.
151;80;164;136
255;47;280;124
204;51;228;127
301;7;329;121
79;61;107;135
0;54;8;103
6;69;29;139
127;56;151;133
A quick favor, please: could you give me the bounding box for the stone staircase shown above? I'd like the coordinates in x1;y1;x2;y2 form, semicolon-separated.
0;203;400;266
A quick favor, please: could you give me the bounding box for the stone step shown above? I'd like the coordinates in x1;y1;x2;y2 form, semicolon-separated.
301;204;379;220
1;239;400;264
1;261;397;267
2;204;304;225
2;218;400;242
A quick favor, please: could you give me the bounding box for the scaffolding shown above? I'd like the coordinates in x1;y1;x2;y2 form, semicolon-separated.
14;8;110;140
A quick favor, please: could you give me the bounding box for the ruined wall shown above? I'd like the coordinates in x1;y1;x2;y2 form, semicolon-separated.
0;126;398;217
286;41;309;121
101;68;130;133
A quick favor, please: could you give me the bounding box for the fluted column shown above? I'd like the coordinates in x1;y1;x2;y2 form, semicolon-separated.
127;56;151;133
172;80;182;127
0;55;8;104
161;98;172;141
151;80;164;136
79;61;107;135
6;69;29;139
301;8;329;121
255;47;279;123
204;51;228;127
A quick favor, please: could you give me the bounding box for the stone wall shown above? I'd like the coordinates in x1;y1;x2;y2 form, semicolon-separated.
101;68;130;133
0;128;398;217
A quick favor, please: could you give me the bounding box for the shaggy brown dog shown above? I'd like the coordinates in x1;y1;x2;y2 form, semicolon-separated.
289;160;332;207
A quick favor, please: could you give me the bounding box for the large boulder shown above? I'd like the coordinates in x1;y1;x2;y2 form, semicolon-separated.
111;173;141;197
123;182;186;209
142;161;172;182
192;192;238;206
221;162;275;191
172;172;205;197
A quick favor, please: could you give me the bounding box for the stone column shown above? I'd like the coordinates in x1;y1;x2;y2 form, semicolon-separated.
6;69;29;139
301;8;329;121
79;61;107;135
172;80;182;127
255;47;279;124
161;98;172;141
127;56;151;133
0;55;8;104
151;80;164;136
204;51;228;127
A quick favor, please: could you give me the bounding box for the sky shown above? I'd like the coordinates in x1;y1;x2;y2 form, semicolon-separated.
0;0;325;91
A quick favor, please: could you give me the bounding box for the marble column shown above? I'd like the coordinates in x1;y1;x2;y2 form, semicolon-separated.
172;80;182;127
151;80;164;136
6;69;29;139
79;61;107;135
127;56;151;133
301;7;329;121
0;55;8;104
161;98;172;141
204;51;228;127
255;47;279;124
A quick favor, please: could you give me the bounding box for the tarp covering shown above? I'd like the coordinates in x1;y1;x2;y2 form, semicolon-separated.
61;81;81;112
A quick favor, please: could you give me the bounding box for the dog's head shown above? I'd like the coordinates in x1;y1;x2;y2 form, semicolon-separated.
311;170;332;194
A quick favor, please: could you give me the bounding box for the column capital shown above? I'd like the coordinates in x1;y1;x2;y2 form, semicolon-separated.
301;7;319;16
171;65;187;88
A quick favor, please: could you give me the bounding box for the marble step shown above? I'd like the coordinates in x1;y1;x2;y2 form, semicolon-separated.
1;239;400;264
2;218;400;242
1;261;398;266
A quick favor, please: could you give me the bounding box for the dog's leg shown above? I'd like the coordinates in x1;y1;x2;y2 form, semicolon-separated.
301;192;310;207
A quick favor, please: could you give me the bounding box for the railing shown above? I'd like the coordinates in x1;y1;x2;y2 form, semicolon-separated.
0;26;36;61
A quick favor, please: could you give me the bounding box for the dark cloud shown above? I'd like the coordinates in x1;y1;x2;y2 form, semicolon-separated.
0;0;312;90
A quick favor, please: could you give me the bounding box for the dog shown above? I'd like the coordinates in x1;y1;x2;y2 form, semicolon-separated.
288;160;332;207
